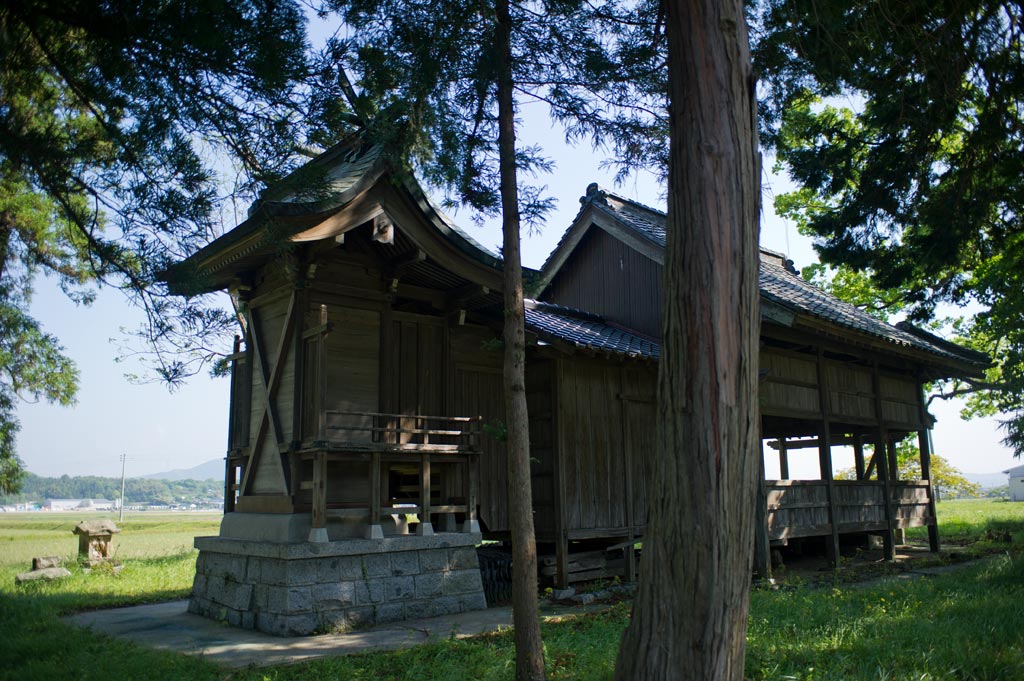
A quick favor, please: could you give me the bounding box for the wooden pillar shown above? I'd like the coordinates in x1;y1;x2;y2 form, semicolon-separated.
778;437;790;480
918;381;941;552
366;451;383;539
816;349;842;568
309;452;328;543
316;304;328;443
553;360;570;589
754;439;773;580
887;437;899;482
224;457;236;513
871;362;897;561
464;450;480;533
418;453;434;536
853;435;866;481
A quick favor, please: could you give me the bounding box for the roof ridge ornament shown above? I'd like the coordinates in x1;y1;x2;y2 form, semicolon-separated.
581;182;607;206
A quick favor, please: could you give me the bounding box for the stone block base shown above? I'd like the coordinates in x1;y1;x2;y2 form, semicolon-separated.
189;533;487;636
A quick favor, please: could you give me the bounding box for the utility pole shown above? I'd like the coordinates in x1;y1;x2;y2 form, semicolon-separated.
119;454;127;522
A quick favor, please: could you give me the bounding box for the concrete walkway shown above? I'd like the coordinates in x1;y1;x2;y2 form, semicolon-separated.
64;600;604;669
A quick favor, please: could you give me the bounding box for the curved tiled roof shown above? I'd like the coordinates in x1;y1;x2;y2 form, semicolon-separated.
541;185;988;369
525;300;660;360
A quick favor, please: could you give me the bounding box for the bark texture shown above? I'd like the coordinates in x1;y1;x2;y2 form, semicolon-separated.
495;0;546;678
614;0;761;679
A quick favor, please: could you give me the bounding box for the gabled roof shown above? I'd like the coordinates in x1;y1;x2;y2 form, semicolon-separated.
164;134;501;295
538;184;990;374
1003;464;1024;477
525;300;659;360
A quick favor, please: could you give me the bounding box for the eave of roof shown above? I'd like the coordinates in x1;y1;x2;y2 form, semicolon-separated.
164;135;501;295
537;184;990;375
525;299;660;360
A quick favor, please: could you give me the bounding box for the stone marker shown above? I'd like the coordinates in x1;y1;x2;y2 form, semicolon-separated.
73;520;120;566
16;566;72;584
33;556;62;570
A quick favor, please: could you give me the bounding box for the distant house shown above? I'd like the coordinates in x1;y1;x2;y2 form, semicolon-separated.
44;499;115;511
1004;465;1024;502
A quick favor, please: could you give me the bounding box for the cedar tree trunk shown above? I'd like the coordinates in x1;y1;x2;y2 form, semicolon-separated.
495;0;546;678
614;0;761;679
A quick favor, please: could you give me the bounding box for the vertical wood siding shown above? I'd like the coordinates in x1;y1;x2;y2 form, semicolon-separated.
546;228;663;338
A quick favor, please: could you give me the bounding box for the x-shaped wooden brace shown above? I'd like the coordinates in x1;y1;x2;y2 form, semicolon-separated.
239;291;298;497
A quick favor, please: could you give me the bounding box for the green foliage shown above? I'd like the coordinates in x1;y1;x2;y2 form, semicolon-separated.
0;473;222;506
835;436;982;499
753;0;1024;455
0;1;356;488
1;506;1024;680
326;0;665;219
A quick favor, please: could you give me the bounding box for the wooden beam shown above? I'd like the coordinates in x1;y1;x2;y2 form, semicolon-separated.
871;361;897;561
816;348;841;568
918;382;941;552
417;453;434;536
309;452;328;543
239;291;298;497
778;437;790;480
853;435;866;480
367;451;383;539
446;283;490;312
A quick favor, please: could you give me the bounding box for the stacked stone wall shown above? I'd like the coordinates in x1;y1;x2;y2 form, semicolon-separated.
188;534;486;636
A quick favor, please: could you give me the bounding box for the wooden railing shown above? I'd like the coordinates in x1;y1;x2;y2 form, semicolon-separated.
297;411;482;542
765;479;932;541
312;410;481;451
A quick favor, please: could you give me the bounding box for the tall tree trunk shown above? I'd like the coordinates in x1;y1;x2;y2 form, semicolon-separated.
495;0;545;679
614;1;760;679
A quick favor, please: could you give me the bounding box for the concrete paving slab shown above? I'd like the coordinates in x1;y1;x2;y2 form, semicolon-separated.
64;600;605;669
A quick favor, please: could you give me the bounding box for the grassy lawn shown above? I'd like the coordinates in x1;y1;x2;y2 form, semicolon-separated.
2;503;1023;680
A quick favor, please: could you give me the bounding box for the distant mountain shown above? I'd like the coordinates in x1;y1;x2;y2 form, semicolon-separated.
964;471;1009;489
144;458;222;481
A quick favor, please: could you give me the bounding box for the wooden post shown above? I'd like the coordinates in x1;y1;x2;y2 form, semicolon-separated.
918;381;941;552
317;304;328;443
418;453;434;536
309;452;328;543
778;437;790;480
224;457;236;513
367;451;383;539
887;437;899;482
853;435;866;481
465;449;480;533
754;439;772;580
816;349;841;568
871;362;897;561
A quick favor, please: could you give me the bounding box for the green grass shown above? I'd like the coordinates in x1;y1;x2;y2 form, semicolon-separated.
2;504;1024;680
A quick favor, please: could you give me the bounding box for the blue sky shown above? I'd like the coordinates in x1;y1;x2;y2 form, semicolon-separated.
13;97;1017;481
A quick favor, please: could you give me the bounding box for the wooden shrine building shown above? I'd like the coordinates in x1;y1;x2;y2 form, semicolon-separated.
167;137;989;621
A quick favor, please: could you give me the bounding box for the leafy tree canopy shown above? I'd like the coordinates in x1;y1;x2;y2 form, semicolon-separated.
0;0;354;491
754;0;1024;455
835;436;982;499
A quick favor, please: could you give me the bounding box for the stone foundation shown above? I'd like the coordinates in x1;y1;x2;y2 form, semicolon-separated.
188;533;487;636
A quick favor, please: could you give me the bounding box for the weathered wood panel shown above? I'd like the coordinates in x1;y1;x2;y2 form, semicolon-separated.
527;360;556;537
827;362;875;423
247;293;293;495
558;360;629;532
880;374;923;428
322;306;380;443
760;349;821;417
620;367;656;530
453;367;507;532
546;227;663;339
229;354;252;450
766;479;933;540
389;317;444;430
